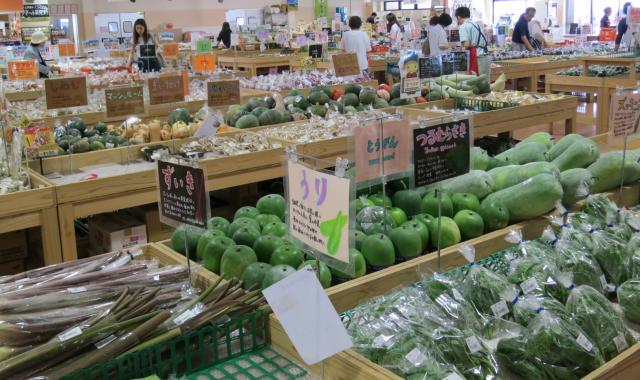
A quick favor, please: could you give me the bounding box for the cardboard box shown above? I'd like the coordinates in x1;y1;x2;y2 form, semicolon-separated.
0;230;28;263
89;212;147;254
130;205;173;243
0;259;25;276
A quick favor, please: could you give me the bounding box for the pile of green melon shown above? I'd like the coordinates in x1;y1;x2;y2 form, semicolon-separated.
55;118;126;154
171;193;365;290
225;84;391;129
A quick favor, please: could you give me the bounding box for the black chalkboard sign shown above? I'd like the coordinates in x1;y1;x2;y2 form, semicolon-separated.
22;4;49;18
452;51;469;72
157;159;210;229
448;29;460;43
309;44;323;58
413;119;471;187
419;56;442;78
441;54;454;75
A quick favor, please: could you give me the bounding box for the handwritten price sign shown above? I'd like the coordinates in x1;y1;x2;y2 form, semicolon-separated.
44;77;88;109
207;80;240;107
354;120;411;182
332;53;360;77
58;43;75;57
8;60;38;81
609;92;640;137
148;75;185;105
192;54;216;72
105;85;145;118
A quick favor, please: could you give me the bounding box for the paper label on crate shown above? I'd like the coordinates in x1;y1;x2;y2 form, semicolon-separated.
614;334;629;353
67;286;88;293
576;333;593;352
452;288;464;302
444;374;465;380
95;334;117;349
600;275;608;290
173;303;204;326
490;300;509;318
465;336;482;354
520;277;539;294
405;347;428;365
153;275;160;281
58;326;83;342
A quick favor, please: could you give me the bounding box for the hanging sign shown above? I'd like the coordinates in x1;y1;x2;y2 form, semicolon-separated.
23;124;59;159
192;54;216;72
609;92;640;137
157;159;210;229
413;118;472;187
451;50;470;72
196;38;213;53
148;75;185;105
45;77;88;109
162;43;179;58
8;59;37;81
22;4;49;18
399;51;421;98
207;80;240;107
419;56;443;78
58;43;75;57
309;44;323;58
295;35;307;46
354;119;411;183
287;160;351;263
332;53;360;76
105;85;145;119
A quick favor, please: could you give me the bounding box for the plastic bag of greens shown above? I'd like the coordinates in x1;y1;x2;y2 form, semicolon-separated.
590;229;630;286
512;294;571;327
429;325;499;380
583;194;619;222
627;234;640;279
617;280;640;324
496;334;574;380
565;212;606;233
554;237;607;294
504;229;554;258
460;264;520;320
506;254;570;303
527;310;605;377
566;285;635;361
397;342;467;380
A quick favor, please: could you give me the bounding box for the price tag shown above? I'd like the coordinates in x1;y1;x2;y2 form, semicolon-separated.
58;326;83;342
332;53;360;77
465;336;482;354
444;374;465;380
521;277;539;294
67;286;88;293
196;38;212;53
148;75;185;105
162;43;179;58
373;334;396;348
309;44;323;58
105;85;145;119
207;80;240;107
404;347;427;365
452;288;464;302
491;300;509;318
45;76;88;109
608;92;640;137
8;59;38;81
614;334;630;353
192;54;216;72
576;333;594;352
58;43;75;57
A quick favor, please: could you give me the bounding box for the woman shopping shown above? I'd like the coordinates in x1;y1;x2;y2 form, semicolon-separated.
386;13;404;50
127;18;164;72
23;31;58;78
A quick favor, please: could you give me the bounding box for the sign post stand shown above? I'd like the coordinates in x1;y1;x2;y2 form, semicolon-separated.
608;85;640;194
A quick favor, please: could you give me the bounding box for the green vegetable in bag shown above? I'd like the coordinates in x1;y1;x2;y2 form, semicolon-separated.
566;285;636;361
590;230;630;286
507;258;570;303
618;280;640;324
460;265;519;318
430;326;499;380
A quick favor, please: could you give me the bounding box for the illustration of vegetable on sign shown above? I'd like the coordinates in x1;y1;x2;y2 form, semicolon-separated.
320;211;348;255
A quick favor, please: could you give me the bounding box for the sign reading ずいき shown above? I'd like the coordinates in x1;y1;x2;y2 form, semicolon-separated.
157;159;210;229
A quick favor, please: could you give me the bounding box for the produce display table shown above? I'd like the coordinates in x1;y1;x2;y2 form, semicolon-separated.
38;131;289;262
580;56;640;81
491;61;538;91
288;57;332;71
492;57;580;92
262;79;379;97
401;95;578;137
0;170;62;266
545;74;636;133
217;54;296;76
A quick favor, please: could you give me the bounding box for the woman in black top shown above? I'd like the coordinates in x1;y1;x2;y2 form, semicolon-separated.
616;2;633;51
600;7;612;28
217;22;232;48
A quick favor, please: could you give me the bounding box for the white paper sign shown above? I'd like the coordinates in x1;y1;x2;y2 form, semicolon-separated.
263;266;353;364
194;114;219;137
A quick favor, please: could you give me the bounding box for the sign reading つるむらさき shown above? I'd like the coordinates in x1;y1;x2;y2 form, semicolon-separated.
413;119;471;187
157;160;209;229
287;161;350;263
354;119;411;183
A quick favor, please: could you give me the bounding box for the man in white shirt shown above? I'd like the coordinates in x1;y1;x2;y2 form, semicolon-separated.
340;16;372;74
456;6;490;77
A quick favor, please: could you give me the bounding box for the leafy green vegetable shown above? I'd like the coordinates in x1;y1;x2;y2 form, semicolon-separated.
618;280;640;324
583;194;619;222
460;265;519;318
590;230;630;286
507;257;570;303
554;239;606;294
429;326;498;380
627;235;640;279
566;285;635;361
496;336;557;380
513;294;571;327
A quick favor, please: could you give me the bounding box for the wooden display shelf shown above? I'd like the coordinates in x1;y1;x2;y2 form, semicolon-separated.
270;183;640;380
243;80;379;98
217;54;295;76
0;170;62;266
288;57;332;71
40;130;289;262
402;94;578;137
5;89;43;101
146;242;218;289
545;74;636;134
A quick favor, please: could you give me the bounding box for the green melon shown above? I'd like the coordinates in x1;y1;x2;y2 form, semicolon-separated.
340;93;360;107
308;91;330;105
258;109;284;126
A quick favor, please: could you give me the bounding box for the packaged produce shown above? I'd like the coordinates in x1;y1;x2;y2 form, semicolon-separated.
617;280;640;323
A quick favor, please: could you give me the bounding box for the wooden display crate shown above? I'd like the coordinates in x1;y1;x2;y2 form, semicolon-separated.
5;89;43;102
0;170;61;265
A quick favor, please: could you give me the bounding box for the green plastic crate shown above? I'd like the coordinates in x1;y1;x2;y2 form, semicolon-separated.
186;348;308;379
62;310;268;380
454;97;518;112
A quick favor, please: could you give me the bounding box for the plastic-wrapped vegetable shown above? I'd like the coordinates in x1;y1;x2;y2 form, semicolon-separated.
617;280;640;324
566;285;636;361
429;325;499;380
460;265;519;319
582;194;619;222
590;229;630;286
496;334;575;380
627;234;640;279
398;343;467;380
565;212;606;233
554;234;606;294
526;310;605;377
512;294;570;327
507;255;570;303
505;229;554;258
